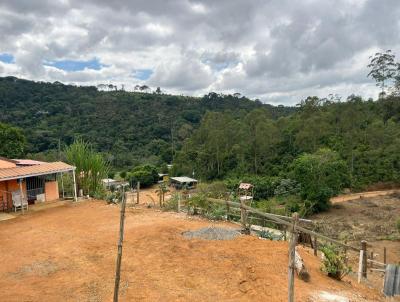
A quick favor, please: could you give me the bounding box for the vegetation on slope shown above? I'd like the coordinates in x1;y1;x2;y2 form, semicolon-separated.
0;76;294;169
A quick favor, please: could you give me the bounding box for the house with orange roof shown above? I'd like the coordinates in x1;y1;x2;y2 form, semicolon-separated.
0;157;77;212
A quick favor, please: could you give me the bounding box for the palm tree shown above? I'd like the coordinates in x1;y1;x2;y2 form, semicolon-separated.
156;183;170;207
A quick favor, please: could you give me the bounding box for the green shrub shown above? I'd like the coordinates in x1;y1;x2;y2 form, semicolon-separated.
120;171;127;179
129;164;158;187
204;204;226;220
397;218;400;232
162;194;179;212
196;181;228;199
274;178;300;197
186;193;208;215
93;187;107;200
320;245;351;280
65;139;109;196
105;189;123;204
290;148;349;213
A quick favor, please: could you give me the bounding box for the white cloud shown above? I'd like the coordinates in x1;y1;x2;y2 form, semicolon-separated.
0;0;399;104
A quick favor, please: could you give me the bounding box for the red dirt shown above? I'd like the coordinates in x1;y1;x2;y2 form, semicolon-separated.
0;200;385;301
330;189;400;203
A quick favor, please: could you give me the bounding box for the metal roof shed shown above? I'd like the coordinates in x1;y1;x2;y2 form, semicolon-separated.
170;176;198;189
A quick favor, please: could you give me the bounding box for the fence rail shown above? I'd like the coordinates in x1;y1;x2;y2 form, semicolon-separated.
207;197;360;252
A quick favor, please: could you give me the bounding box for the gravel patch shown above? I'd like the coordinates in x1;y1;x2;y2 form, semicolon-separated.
183;227;241;240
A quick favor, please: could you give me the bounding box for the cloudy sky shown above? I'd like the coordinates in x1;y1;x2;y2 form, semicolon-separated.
0;0;399;105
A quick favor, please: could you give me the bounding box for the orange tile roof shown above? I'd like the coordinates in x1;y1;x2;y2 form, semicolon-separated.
0;162;75;181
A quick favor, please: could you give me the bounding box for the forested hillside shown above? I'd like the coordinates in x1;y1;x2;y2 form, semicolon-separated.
0;76;294;167
174;95;400;189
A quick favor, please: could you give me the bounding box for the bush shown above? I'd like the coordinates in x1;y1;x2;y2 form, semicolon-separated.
397;218;400;232
105;189;124;204
186;194;208;215
274;178;301;197
162;193;179;212
290;148;349;213
204;204;226;220
93;187;107;200
129;164;158;187
196;181;228;199
320;245;351;280
65;139;109;196
120;171;127;179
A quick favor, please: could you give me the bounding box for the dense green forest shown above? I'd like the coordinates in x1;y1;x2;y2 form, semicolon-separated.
174;95;400;189
0;76;293;168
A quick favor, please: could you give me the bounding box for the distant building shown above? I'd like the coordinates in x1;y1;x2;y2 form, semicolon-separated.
101;178;129;190
170;176;198;189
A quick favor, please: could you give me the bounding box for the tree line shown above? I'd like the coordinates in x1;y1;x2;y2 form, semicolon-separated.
0;76;293;172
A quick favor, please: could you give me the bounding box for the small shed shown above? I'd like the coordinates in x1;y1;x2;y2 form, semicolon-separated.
102;179;129;190
158;173;169;183
170;176;198;190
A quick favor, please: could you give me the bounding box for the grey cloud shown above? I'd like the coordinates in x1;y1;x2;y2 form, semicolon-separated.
0;0;399;104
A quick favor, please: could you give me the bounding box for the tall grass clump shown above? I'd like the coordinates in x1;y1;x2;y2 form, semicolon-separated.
65;139;109;197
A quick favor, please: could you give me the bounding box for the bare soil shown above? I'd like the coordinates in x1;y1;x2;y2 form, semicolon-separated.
315;193;400;243
331;189;400;204
0;199;384;301
313;193;400;295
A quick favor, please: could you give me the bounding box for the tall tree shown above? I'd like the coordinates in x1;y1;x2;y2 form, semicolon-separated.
0;122;26;158
367;50;397;97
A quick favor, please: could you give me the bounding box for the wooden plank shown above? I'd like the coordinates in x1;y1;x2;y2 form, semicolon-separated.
367;259;386;267
384;264;400;297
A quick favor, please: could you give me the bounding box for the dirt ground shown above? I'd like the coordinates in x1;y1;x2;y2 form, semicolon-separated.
313;193;400;294
0;199;385;302
316;193;400;242
330;189;400;203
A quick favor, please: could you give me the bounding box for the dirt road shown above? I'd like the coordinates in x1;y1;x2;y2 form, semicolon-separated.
0;200;384;301
331;189;399;203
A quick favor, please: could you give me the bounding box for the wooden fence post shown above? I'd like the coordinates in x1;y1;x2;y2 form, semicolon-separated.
383;247;387;265
136;181;140;204
240;198;248;233
361;240;367;279
288;212;299;302
358;249;363;283
113;186;127;302
370;251;374;267
313;236;318;256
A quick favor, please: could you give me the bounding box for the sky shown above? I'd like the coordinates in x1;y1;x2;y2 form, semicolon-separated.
0;0;399;105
